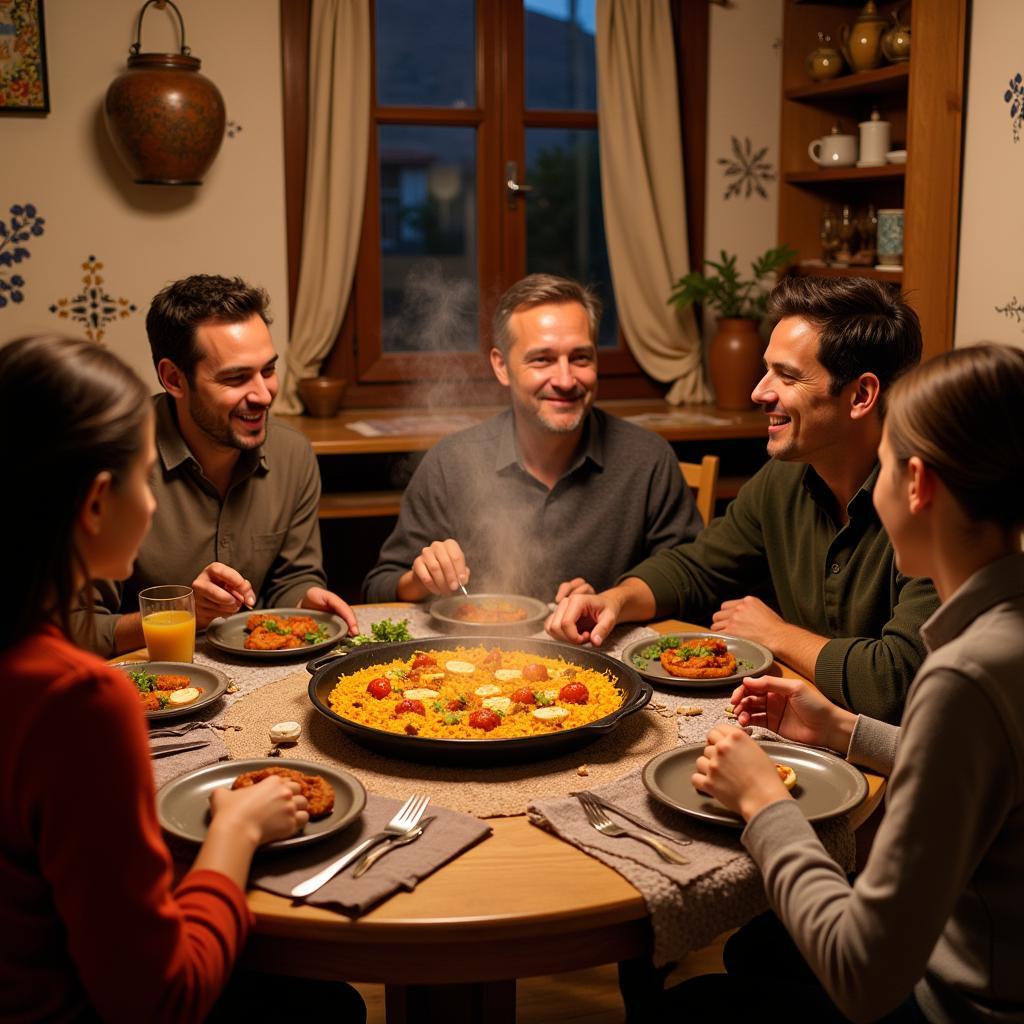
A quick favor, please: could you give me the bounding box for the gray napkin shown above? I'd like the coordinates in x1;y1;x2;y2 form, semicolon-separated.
529;769;854;967
249;794;491;916
149;722;228;788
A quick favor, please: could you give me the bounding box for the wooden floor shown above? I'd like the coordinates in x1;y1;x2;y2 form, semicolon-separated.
351;934;729;1023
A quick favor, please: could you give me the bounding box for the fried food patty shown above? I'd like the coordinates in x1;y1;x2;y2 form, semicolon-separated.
245;626;302;651
155;673;191;691
660;638;738;679
231;766;335;819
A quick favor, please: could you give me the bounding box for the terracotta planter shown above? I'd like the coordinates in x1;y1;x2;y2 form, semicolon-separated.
103;2;225;185
708;317;764;410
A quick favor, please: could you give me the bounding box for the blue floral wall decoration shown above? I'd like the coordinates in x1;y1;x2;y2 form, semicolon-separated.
1004;73;1023;142
718;136;775;200
49;256;138;342
0;202;45;309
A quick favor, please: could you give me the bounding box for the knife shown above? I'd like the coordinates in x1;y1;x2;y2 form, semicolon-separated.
151;741;209;759
573;791;692;846
352;816;435;878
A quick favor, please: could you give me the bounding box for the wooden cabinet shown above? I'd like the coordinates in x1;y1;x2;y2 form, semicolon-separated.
778;0;967;360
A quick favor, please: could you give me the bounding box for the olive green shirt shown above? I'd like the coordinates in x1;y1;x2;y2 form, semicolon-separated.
79;395;327;657
626;459;939;722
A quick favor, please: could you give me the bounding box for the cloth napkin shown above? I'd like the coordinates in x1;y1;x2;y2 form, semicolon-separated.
529;769;855;966
248;794;492;916
149;721;228;788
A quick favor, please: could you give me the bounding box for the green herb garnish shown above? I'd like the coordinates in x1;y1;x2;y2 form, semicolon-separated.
443;712;463;725
129;669;158;694
262;618;290;635
348;617;413;645
534;690;554;707
303;624;330;644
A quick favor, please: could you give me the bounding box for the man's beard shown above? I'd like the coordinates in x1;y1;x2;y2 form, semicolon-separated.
189;395;267;451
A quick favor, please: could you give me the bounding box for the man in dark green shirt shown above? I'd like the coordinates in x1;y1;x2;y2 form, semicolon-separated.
547;276;939;722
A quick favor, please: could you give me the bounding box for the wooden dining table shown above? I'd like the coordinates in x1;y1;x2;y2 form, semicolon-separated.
148;616;881;1024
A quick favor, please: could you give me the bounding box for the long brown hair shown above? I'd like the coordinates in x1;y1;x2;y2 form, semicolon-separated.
885;344;1024;528
0;335;151;648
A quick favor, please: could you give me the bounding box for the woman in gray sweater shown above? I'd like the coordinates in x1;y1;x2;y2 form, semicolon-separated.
673;344;1024;1023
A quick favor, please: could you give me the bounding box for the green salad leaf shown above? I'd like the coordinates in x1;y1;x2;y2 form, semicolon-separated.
348;618;413;645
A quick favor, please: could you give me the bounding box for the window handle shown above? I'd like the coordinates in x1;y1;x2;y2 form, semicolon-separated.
505;161;534;208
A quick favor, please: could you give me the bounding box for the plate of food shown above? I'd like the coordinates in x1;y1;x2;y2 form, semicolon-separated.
112;660;230;721
429;593;549;636
155;757;366;849
205;608;347;660
307;635;651;765
620;632;773;689
642;740;868;828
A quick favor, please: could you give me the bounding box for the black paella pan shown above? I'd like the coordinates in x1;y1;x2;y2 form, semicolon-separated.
306;635;652;766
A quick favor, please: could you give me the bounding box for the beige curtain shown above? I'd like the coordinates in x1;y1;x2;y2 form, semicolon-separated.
596;0;711;404
276;0;371;414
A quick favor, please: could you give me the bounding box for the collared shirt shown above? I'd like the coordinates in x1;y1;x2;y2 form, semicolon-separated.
81;394;326;656
627;458;939;721
363;408;702;603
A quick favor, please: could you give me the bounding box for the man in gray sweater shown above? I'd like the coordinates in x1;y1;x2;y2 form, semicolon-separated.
363;274;702;605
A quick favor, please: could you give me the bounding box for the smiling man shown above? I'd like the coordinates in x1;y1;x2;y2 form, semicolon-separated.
547;276;939;723
81;275;357;657
363;274;702;604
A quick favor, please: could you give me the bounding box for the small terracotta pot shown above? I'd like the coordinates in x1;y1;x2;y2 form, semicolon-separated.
298;377;346;418
708;318;764;410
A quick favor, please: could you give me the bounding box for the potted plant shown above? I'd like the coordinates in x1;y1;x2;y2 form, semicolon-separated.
669;244;795;409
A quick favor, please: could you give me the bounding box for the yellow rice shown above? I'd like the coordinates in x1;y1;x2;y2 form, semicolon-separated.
327;645;624;740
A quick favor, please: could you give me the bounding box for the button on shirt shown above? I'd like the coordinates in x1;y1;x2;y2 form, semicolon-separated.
81;395;327;657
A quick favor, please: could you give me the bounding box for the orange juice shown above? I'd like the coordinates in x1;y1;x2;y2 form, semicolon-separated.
143;610;196;662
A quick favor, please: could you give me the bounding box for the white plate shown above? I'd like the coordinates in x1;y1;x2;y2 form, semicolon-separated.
886;150;907;163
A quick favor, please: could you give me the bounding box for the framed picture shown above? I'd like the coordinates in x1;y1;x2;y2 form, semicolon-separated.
0;0;50;114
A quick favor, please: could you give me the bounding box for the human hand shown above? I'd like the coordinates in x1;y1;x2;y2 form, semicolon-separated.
553;577;595;603
692;725;790;821
545;589;624;646
301;586;359;636
209;775;310;846
409;539;469;597
191;562;256;628
710;596;784;649
730;674;856;753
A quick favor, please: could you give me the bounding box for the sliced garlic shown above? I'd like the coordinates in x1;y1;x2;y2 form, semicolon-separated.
445;660;476;675
402;687;439;701
482;696;511;714
474;683;501;697
493;668;523;682
532;705;568;721
269;720;302;743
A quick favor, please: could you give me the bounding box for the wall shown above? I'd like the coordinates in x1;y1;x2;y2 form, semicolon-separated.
0;0;289;384
954;1;1024;351
702;0;783;341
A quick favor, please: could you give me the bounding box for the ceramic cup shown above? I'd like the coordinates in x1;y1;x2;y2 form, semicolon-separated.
876;208;904;266
808;134;857;167
297;376;346;418
858;118;891;166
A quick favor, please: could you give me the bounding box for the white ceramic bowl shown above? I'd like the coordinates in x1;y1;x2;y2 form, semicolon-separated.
886;149;907;164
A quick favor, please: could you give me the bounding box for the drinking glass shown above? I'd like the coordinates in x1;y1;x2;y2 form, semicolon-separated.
139;585;196;663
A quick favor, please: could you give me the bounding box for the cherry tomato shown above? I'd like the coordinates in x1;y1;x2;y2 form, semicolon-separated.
482;648;502;668
522;663;549;682
394;698;426;716
511;687;536;705
366;677;391;700
447;697;466;711
467;708;501;732
559;681;589;705
411;654;437;669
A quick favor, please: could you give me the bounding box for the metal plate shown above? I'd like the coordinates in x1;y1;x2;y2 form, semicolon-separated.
205;607;347;660
111;660;230;721
307;635;652;766
155;757;366;850
643;740;868;828
620;632;774;690
429;593;549;636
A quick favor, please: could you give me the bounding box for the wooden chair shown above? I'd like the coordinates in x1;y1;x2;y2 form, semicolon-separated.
679;455;720;526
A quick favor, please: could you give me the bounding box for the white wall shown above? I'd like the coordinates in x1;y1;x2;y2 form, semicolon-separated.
0;0;289;384
954;1;1024;351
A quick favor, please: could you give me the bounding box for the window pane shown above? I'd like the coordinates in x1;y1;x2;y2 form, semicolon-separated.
524;0;596;110
525;128;617;347
378;125;478;353
376;0;475;108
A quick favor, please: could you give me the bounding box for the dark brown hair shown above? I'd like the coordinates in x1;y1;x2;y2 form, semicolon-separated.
886;344;1024;528
766;276;922;408
0;335;151;648
146;274;272;383
492;274;601;357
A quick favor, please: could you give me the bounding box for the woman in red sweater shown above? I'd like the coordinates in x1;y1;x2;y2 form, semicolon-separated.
0;336;362;1022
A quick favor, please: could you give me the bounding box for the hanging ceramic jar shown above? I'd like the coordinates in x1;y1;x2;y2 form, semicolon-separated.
104;0;225;185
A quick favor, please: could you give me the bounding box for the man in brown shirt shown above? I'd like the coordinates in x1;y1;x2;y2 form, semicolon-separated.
82;275;357;657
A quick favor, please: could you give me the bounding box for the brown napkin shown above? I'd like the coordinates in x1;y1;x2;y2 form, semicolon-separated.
248;794;491;916
529;769;854;967
149;722;228;788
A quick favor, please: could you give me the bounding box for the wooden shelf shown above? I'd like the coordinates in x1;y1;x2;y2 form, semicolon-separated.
319;491;403;519
785;63;909;101
785;164;905;184
790;264;903;282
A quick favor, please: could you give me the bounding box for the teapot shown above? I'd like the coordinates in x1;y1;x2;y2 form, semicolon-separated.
881;8;911;63
839;0;887;72
806;32;845;82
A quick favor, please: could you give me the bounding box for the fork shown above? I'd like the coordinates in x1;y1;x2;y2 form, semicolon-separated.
290;794;431;898
577;793;689;865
